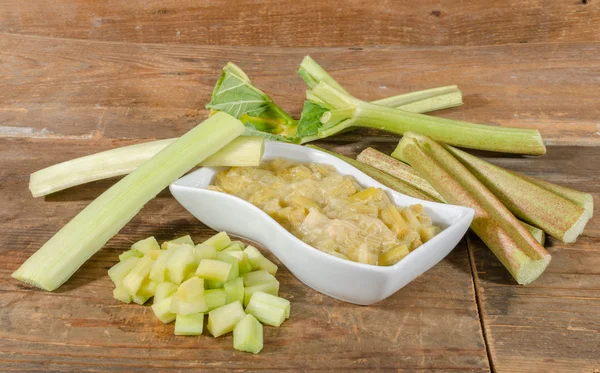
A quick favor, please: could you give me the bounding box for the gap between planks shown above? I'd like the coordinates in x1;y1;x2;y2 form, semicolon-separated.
466;233;496;373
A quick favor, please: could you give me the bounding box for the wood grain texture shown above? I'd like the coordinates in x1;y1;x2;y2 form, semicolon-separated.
0;0;598;47
2;2;600;370
469;234;600;373
465;146;600;373
0;138;489;372
1;33;600;145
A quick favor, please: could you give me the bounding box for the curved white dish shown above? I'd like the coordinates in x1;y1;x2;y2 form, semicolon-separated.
170;142;474;305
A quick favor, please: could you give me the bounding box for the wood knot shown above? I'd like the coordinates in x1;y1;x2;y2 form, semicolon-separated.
430;10;442;17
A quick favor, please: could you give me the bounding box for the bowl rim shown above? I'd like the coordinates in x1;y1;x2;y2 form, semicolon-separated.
171;142;474;273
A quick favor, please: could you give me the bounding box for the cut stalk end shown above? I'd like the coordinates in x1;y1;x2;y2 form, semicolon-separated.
11;269;47;290
514;253;551;285
309;82;358;110
320;107;356;127
299;56;348;94
563;212;592;243
373;85;463;112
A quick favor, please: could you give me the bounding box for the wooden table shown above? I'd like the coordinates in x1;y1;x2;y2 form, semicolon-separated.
1;1;598;372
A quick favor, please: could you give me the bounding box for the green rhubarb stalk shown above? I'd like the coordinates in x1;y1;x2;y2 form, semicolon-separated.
29;136;264;198
297;84;462;143
439;146;591;243
309;81;545;155
305;145;437;202
372;85;463;114
356;147;546;244
395;132;551;284
299;57;546;155
12;112;245;291
299;55;463;113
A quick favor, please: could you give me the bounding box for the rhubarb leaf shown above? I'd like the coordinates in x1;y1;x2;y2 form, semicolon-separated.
207;63;298;142
297;101;329;137
207;63;270;118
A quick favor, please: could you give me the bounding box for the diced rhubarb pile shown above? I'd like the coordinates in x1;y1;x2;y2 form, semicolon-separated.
108;232;290;354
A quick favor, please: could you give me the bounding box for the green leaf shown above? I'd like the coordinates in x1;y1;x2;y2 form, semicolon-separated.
207;63;271;118
207;63;299;142
296;101;329;138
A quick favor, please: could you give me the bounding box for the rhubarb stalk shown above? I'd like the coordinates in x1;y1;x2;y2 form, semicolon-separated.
357;147;443;202
394;132;551;284
520;174;593;217
439;146;591;243
12;112;245;291
357;147;546;245
305;145;436;202
309;81;545;155
29;137;265;198
299;57;546;155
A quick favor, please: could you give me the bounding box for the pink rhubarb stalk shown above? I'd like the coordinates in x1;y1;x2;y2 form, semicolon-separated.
394;132;551;285
358;147;546;245
305;145;436;202
441;146;590;243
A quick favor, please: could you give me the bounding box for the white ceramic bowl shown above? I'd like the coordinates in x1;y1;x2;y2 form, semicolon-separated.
170;142;474;305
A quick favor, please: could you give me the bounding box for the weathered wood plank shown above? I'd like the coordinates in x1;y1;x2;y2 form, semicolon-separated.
0;137;489;372
0;0;598;47
463;146;600;373
1;33;599;145
469;235;600;373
